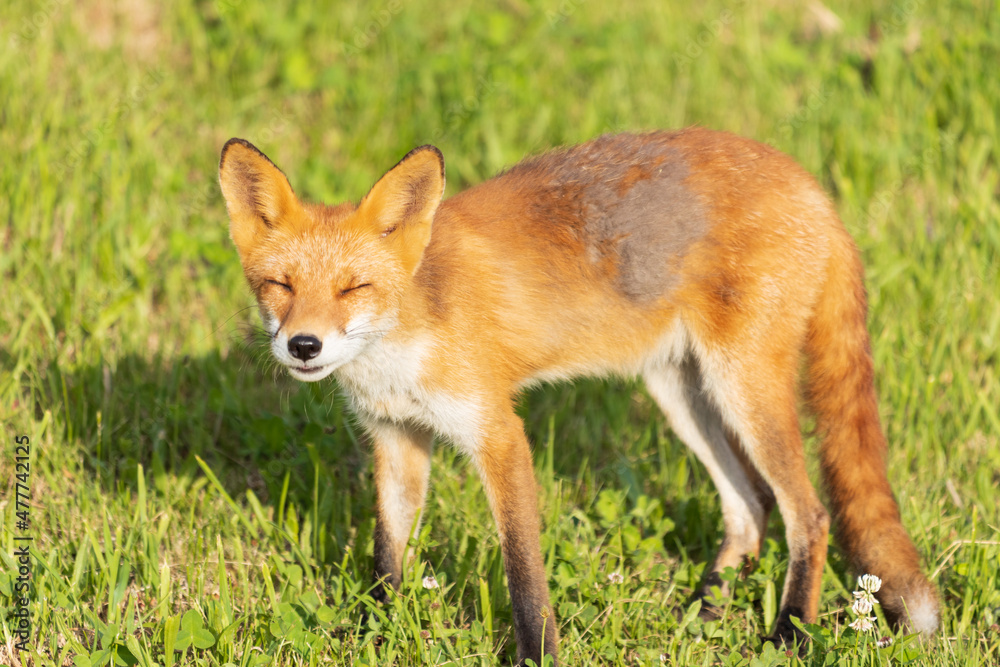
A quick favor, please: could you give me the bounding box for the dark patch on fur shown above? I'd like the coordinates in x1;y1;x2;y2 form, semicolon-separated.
497;509;557;664
372;509;401;600
220;137;295;228
414;233;457;319
696;567;727;620
701;568;725;592
784;556;812;601
401;172;433;222
250;184;273;227
381;145;444;224
713;276;741;308
503;132;708;302
399;145;445;180
771;605;810;647
773;556;814;644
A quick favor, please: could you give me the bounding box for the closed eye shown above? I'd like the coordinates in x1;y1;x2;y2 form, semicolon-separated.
265;278;292;292
340;283;372;296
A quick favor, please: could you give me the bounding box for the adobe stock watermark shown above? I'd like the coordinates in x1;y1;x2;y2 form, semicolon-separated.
674;0;748;70
11;435;33;652
862;131;956;225
547;0;588;26
761;85;831;148
343;0;405;62
214;0;245;13
429;76;504;143
876;0;924;34
931;271;985;328
185;108;292;221
214;0;405;60
7;0;71;51
52;67;165;177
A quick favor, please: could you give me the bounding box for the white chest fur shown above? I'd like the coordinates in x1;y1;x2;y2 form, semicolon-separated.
335;336;483;451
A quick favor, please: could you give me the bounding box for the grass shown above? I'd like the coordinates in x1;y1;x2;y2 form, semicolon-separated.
1;0;998;664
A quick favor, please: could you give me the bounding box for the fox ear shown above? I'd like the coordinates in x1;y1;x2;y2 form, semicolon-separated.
219;138;300;256
357;145;445;271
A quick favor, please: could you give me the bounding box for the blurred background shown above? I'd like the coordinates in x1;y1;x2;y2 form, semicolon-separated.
1;1;998;665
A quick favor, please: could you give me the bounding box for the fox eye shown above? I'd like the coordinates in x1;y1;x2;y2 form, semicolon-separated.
340;282;372;296
265;278;292;292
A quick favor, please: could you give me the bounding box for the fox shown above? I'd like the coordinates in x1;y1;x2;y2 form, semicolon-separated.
219;128;939;665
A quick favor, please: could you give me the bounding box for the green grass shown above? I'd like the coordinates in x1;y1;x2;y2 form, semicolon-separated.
1;0;999;665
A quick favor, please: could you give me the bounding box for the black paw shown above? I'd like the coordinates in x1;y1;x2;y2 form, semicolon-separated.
766;609;810;655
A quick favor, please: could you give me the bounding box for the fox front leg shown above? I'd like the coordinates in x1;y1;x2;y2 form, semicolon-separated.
473;409;558;666
367;420;434;599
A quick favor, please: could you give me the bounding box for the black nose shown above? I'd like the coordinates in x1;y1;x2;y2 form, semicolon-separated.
288;335;322;361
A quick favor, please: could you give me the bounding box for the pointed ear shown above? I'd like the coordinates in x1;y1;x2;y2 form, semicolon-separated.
219;138;300;256
357;145;445;271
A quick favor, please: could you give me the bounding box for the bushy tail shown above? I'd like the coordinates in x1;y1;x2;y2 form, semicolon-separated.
805;229;939;634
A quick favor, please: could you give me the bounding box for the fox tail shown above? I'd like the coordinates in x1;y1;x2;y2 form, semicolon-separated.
805;228;939;634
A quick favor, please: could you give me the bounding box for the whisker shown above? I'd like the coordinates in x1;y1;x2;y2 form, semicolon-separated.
202;302;260;345
344;330;383;341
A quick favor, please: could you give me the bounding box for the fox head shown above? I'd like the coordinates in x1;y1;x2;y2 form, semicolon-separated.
219;138;445;382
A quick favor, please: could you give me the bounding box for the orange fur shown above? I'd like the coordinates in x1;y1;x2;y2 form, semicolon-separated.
219;129;938;665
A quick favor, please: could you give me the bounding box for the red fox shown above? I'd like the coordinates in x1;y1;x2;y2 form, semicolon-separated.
219;128;938;665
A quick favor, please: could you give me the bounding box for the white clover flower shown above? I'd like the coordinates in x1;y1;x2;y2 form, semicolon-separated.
857;574;882;594
607;571;624;585
876;636;894;648
852;597;874;616
422;575;439;590
846;573;883;634
849;615;875;633
852;589;876;601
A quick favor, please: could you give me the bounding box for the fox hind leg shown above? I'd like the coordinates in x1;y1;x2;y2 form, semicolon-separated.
689;344;831;645
644;357;775;613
